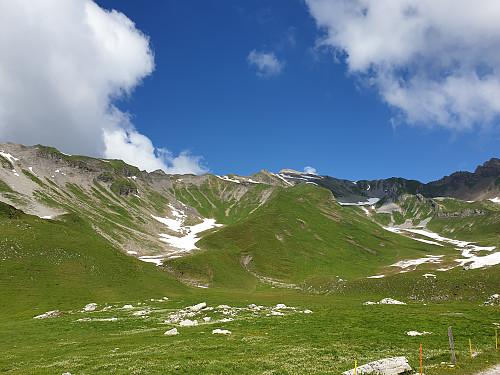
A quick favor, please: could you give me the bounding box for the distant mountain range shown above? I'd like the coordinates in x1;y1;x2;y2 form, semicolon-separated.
278;157;500;204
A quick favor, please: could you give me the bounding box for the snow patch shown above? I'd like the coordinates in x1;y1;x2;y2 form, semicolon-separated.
489;197;500;203
0;151;19;163
390;255;444;269
158;219;222;255
385;227;499;270
216;175;241;184
138;256;163;266
274;172;293;186
339;198;380;206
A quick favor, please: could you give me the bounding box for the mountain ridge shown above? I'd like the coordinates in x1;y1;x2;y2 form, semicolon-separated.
1;141;499;291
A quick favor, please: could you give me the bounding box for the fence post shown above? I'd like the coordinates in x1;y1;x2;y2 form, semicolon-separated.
448;326;457;364
420;343;423;375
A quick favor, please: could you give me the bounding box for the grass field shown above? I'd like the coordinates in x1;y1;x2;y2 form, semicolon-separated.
1;289;499;374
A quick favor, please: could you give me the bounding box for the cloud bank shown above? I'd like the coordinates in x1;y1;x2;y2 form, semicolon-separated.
248;50;285;78
0;0;206;174
306;0;500;131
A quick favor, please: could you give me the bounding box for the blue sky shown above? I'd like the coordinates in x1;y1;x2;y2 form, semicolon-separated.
1;1;499;182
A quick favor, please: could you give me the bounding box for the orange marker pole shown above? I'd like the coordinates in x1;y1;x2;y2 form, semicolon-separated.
354;360;357;375
469;338;472;359
420;344;423;375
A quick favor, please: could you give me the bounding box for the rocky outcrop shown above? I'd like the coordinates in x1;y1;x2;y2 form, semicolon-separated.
434;209;485;218
484;294;500;306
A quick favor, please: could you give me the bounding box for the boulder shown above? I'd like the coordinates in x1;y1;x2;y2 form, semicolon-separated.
164;328;179;336
179;319;198;327
342;356;412;375
189;302;207;311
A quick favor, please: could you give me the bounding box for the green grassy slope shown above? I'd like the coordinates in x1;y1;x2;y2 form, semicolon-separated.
165;185;456;288
170;176;278;224
0;202;187;318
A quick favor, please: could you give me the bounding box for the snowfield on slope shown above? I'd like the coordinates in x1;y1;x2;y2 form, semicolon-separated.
384;227;499;270
144;207;222;265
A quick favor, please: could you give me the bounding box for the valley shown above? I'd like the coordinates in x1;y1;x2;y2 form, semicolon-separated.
0;142;499;374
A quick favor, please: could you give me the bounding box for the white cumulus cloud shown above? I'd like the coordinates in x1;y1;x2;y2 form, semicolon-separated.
0;0;206;173
306;0;500;131
248;50;285;78
104;128;207;174
303;166;317;174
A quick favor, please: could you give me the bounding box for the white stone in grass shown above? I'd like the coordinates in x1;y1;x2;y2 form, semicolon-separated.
164;328;179;336
203;317;211;322
379;298;406;305
212;329;231;335
217;305;231;309
133;309;150;316
189;302;207;311
33;310;64;319
363;301;377;305
122;304;134;309
406;331;432;336
83;303;97;312
301;309;313;314
179;319;198;327
274;303;288;309
267;311;284;316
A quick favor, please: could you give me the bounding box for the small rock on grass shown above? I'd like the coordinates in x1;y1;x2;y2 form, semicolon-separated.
212;329;231;335
179;319;198;327
164;328;179;336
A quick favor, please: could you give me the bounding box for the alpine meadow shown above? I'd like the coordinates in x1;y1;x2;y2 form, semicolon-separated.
1;1;500;374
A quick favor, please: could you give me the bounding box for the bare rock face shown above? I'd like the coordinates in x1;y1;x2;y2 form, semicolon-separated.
342;356;412;375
